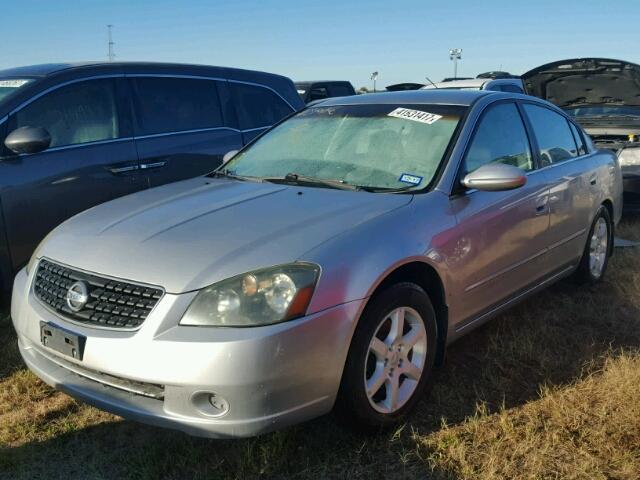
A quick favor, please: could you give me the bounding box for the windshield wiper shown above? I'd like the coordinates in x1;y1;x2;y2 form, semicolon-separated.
208;169;255;181
261;173;361;191
359;184;418;193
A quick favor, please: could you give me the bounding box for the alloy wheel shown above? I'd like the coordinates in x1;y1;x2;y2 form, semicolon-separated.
364;306;427;414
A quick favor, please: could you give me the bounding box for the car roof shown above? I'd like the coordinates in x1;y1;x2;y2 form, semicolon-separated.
0;61;293;82
295;81;352;85
424;78;488;89
318;89;495;106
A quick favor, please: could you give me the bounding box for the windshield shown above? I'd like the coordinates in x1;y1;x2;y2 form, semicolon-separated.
566;105;640;117
223;103;465;191
0;78;34;104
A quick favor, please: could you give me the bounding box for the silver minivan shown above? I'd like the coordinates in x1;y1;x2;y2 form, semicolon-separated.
12;89;622;438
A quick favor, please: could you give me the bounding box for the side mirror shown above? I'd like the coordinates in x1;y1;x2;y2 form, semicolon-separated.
461;163;527;192
222;150;239;164
5;126;51;155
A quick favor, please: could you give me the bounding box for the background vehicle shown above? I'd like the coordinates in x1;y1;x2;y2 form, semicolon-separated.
423;72;525;93
0;62;303;293
12;90;622;438
522;58;640;209
295;81;356;103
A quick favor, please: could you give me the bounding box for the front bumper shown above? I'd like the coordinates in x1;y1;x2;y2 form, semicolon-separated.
11;267;363;438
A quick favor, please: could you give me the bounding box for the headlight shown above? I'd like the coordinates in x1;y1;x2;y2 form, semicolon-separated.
618;147;640;167
180;263;320;327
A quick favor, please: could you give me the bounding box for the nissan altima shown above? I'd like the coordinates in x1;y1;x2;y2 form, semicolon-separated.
11;90;622;438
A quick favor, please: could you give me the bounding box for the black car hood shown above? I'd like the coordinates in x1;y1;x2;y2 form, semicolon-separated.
522;58;640;108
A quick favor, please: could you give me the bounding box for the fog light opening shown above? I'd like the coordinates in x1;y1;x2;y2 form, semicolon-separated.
191;391;230;418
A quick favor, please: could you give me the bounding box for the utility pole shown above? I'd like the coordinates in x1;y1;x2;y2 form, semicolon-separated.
370;71;379;93
449;48;462;79
107;25;115;62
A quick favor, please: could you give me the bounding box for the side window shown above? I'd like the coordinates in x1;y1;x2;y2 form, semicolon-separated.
464;102;533;173
500;84;525;94
523;104;579;166
308;86;329;101
14;79;120;148
568;121;588;155
230;83;293;130
131;77;223;136
328;84;354;97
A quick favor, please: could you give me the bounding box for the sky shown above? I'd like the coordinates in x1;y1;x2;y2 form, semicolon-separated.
2;0;640;89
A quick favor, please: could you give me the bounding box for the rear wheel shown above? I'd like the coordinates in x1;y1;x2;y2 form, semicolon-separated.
336;283;437;429
572;206;612;284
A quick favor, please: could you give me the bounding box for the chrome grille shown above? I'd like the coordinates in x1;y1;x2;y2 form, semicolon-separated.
34;259;163;329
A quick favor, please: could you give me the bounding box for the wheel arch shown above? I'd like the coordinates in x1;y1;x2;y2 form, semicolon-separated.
361;260;449;366
601;199;615;256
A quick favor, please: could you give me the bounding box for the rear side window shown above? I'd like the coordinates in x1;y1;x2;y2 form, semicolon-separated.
523;104;578;166
131;77;223;136
464;102;533;173
230;83;293;130
308;86;329;102
328;84;354;97
14;79;120;148
568;121;588;155
500;84;524;94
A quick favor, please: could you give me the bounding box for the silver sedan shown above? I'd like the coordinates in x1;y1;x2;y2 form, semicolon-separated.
11;90;622;437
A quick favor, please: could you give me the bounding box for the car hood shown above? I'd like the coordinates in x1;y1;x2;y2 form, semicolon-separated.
522;58;640;108
37;177;412;293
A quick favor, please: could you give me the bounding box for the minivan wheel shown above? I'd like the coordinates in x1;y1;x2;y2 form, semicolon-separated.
336;283;437;429
573;206;612;284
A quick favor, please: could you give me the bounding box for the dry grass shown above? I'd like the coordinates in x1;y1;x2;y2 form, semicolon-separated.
1;217;640;479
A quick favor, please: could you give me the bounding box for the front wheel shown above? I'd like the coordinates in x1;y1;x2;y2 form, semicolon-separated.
572;206;612;284
336;283;438;429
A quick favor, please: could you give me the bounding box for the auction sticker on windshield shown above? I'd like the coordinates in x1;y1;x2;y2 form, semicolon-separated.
388;108;442;125
0;79;30;88
399;173;423;185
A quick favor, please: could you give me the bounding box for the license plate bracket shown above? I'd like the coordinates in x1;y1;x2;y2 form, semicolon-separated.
40;321;86;361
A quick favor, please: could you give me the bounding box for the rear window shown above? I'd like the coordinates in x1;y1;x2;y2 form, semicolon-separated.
328;84;354;97
131;77;223;136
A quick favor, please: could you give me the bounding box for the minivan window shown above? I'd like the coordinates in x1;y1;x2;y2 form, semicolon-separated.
523;104;578;166
230;83;293;130
224;104;464;191
308;86;329;102
0;78;34;104
464;102;533;173
14;79;119;148
131;77;223;136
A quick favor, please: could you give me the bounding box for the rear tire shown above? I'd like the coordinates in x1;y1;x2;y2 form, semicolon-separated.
336;283;438;430
572;206;612;285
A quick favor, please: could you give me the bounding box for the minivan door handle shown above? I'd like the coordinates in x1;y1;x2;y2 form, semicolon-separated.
106;163;140;175
140;161;167;170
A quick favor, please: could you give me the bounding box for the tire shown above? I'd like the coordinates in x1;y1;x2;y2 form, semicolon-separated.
572;206;612;285
336;282;438;430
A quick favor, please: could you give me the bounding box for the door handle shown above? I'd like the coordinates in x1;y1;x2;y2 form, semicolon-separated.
140;161;167;170
535;196;549;215
590;175;597;186
106;164;140;175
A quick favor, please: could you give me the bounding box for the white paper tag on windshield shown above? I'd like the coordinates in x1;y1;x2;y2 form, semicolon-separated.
0;79;30;88
388;108;442;125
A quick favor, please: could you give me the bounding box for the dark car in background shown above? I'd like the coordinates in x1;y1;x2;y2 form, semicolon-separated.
295;81;356;103
0;62;303;293
523;58;640;208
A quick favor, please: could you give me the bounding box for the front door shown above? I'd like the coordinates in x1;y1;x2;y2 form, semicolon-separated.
447;102;551;330
0;77;145;270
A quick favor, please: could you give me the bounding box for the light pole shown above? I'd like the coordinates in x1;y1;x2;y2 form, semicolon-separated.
449;48;462;79
370;71;379;93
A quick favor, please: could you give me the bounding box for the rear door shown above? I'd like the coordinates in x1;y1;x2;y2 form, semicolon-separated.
0;76;144;270
449;101;551;329
129;75;243;188
228;81;296;143
521;102;596;270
